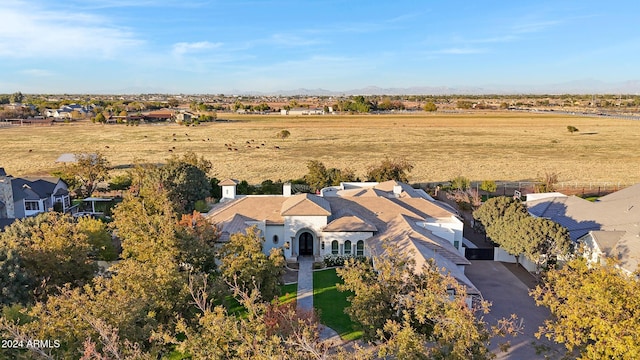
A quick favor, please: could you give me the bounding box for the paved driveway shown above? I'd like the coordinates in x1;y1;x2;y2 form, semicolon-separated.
465;261;565;360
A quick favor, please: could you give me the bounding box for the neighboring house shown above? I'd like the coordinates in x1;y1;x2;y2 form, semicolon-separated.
208;179;479;297
175;111;197;123
527;184;640;275
281;108;324;115
143;110;175;122
0;168;71;225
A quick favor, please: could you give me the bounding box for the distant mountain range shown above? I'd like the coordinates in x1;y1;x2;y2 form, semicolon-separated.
107;79;640;96
234;80;640;96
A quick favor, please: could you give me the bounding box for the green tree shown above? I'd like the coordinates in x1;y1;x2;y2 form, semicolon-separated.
566;125;579;133
64;152;111;198
457;100;473;109
531;258;640;359
304;160;330;192
451;175;471;190
276;129;291;139
218;226;285;302
0;249;34;306
10;91;23;103
337;242;518;358
108;173;133;191
94;112;106;123
423;101;437;112
0;213;97;297
76;216;117;261
480;180;497;193
366;157;413;183
474;196;571;266
160;156;212;214
167;98;180;108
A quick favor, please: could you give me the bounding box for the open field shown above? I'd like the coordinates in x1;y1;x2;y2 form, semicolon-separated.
1;112;639;184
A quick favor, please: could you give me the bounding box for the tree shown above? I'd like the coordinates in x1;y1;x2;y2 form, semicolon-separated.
423;101;437;112
218;226;285;302
76;216;117;261
304;160;329;192
0;249;34;306
567;125;579;134
276;129;291;139
473;196;528;231
176;211;220;274
108;173;132;191
366;157;413;183
480;180;497;193
535;171;559;193
10;91;23;103
167;98;180;108
451;175;471;190
0;212;97;298
66;152;111;198
337;242;518;358
303;160;355;192
474;197;571;266
531;258;640;359
94;112;106;123
160;162;210;214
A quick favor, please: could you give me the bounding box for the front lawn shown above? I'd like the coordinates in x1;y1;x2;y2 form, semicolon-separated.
313;268;362;341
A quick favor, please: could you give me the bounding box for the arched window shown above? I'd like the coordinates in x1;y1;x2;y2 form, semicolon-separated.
356;240;364;256
331;240;339;255
344;240;352;255
273;235;279;244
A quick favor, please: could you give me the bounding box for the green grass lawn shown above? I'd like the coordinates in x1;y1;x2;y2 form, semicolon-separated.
313;268;362;341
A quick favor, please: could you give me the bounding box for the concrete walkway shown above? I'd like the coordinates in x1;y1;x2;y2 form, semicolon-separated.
296;256;314;312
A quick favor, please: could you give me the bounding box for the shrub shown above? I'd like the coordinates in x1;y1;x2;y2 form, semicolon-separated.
567;125;579;133
323;254;367;267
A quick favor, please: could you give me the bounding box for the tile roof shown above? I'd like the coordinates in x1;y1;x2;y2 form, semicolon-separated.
219;179;239;186
323;215;377;232
280;194;331;216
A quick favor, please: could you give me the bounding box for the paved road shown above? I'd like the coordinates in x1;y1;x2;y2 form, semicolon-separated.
466;261;565;360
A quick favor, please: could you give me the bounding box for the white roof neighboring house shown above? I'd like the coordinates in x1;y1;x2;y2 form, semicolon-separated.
527;184;640;274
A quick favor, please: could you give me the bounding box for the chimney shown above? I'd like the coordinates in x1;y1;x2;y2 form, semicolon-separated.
393;185;402;198
219;179;238;201
0;173;15;218
283;183;292;197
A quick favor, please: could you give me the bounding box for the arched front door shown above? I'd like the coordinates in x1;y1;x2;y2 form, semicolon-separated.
299;232;314;256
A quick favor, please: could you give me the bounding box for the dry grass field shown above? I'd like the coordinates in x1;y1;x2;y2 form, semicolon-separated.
1;112;639;185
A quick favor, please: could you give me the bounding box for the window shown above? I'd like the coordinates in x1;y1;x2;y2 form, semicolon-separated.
331;240;339;255
344;240;352;255
273;235;279;244
356;240;364;256
24;201;40;211
454;240;460;249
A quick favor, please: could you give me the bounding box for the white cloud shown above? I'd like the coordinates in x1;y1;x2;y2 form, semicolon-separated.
0;1;141;59
20;69;54;77
172;41;223;56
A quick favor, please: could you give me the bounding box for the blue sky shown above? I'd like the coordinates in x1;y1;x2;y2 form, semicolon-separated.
1;0;639;94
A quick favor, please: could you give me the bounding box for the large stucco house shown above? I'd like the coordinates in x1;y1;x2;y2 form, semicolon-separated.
527;184;640;275
0;168;71;228
207;179;478;295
